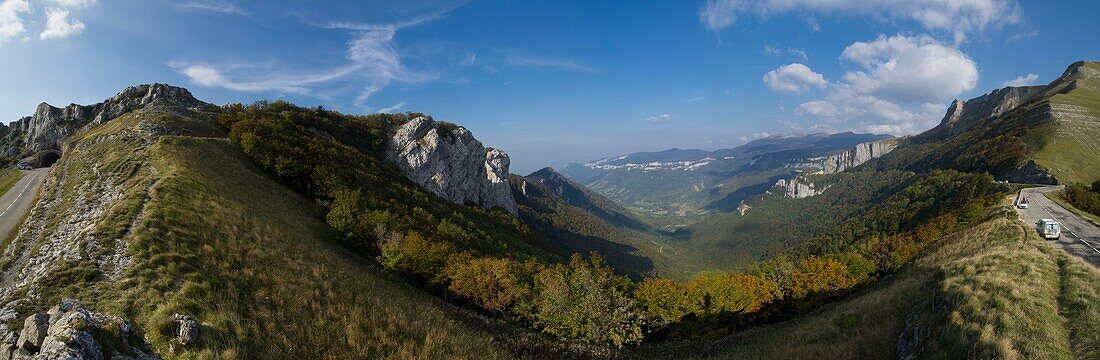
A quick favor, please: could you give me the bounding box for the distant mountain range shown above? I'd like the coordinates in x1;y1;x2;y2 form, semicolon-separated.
561;132;894;221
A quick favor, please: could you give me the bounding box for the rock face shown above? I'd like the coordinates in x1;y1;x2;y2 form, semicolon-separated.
0;83;206;158
775;176;823;199
386;117;519;215
1001;160;1059;185
821;138;899;174
929;85;1044;138
1;299;158;360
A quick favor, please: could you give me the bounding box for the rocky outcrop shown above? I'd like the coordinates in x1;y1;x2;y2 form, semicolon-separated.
1001;160;1058;185
821;138;899;174
386;117;519;215
928;85;1044;139
1;83;207;158
1;299;158;360
775;176;823;199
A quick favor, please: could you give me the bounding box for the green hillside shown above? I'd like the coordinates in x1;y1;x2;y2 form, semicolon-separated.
876;61;1100;185
636;204;1100;359
0;106;529;358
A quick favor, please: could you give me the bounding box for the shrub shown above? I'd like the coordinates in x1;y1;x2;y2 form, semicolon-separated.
534;254;645;348
446;257;539;316
685;272;778;316
789;256;855;298
634;278;693;326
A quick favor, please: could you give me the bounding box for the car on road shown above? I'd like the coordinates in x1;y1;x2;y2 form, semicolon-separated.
1018;198;1030;209
1037;219;1061;239
15;162;31;170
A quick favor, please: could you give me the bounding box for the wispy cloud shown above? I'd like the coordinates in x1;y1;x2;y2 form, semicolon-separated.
377;101;406;114
646;114;672;122
699;0;1022;43
172;8;449;108
764;44;807;60
499;50;599;73
173;1;249;16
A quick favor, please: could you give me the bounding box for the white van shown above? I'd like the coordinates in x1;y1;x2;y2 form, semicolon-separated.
1037;219;1061;239
1017;198;1029;209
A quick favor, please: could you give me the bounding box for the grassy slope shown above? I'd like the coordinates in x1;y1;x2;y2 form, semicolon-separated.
0;168;22;197
31;110;515;358
635;204;1100;359
1028;62;1100;184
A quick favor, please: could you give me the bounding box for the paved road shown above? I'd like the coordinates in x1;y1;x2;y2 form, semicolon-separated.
1016;186;1100;267
0;169;47;240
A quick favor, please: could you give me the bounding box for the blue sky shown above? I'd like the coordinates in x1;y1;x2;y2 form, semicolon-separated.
1;0;1097;173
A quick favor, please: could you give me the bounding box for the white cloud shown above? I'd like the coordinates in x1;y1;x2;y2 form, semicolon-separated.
840;34;978;103
787;34;975;135
173;12;441;106
1002;73;1038;87
763;63;826;93
698;0;1021;42
647;114;672;122
39;8;84;39
173;1;249;16
0;0;30;43
377;101;406;114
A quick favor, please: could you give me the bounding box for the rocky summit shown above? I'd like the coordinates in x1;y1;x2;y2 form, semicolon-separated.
0;84;207;160
387;116;519;215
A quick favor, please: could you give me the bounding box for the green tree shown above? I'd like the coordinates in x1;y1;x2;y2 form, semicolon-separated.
534;254;644;347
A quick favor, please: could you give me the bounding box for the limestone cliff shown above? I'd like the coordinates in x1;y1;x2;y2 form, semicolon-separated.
1;84;207;158
386;117;519;215
820;138;899;174
775;177;823;199
925;85;1044;139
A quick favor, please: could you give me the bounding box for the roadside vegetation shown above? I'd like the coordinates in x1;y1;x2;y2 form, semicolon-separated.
1053;182;1100;221
0;167;22;197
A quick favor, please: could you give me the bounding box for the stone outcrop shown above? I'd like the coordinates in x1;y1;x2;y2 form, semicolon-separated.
929;85;1044;138
1001;160;1058;185
775;176;824;199
1;83;207;158
820;138;899;174
1;299;158;360
386;117;519;215
171;314;200;348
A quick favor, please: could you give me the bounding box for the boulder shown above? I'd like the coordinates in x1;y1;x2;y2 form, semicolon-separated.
172;314;199;348
16;314;48;352
386;117;519;215
5;299;157;360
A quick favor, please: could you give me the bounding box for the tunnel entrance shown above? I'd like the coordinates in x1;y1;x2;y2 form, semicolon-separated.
38;150;62;168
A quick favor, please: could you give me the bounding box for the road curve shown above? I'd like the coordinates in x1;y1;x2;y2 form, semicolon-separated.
1016;186;1100;267
0;169;48;240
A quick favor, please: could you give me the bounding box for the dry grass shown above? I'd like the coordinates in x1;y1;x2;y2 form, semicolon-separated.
14;110;521;359
113;136;516;359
